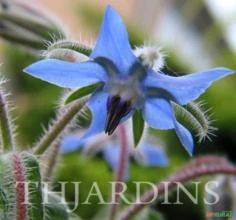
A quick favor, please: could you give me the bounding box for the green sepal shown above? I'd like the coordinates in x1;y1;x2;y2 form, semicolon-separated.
64;82;103;105
132;110;145;147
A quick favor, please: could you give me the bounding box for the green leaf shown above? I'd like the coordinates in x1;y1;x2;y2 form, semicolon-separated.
132;110;144;147
64;83;102;105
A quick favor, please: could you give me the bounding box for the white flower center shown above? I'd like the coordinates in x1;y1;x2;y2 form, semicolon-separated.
108;77;145;108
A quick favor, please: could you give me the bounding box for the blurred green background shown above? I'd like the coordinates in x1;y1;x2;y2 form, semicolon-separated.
0;0;236;219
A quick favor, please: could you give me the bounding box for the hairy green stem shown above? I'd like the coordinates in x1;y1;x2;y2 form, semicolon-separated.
41;139;60;181
0;92;14;152
33;100;85;155
119;156;236;220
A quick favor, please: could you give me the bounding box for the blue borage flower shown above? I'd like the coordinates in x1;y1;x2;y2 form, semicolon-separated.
24;5;234;155
61;123;168;180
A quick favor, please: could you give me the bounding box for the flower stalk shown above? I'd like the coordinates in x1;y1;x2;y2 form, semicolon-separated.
41;139;60;182
119;156;236;220
0;90;14;152
109;124;129;220
33;99;86;155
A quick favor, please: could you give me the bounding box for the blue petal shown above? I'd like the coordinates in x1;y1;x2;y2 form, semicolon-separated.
143;98;194;155
83;91;108;138
60;135;86;153
173;120;194;156
102;144;120;170
137;143;168;166
143;98;174;129
169;105;194;155
102;144;129;180
145;68;234;105
24;59;107;89
91;5;136;74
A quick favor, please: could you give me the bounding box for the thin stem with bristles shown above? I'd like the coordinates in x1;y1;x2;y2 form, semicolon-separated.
0;91;14;152
109;124;129;220
41;139;60;182
33;100;86;155
119;156;236;220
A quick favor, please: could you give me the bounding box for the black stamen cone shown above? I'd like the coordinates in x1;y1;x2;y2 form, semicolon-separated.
105;96;132;135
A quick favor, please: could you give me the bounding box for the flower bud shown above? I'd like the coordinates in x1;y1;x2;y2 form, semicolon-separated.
43;48;89;63
43;39;92;62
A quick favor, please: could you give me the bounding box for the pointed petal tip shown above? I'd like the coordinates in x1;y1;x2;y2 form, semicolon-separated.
145;66;235;105
106;4;114;10
103;5;120;22
23;62;45;76
183;138;194;157
92;4;136;73
23;62;38;74
23;59;55;75
209;67;235;77
216;67;233;72
23;66;29;74
106;5;118;14
171;107;194;156
104;4;123;28
187;146;194;157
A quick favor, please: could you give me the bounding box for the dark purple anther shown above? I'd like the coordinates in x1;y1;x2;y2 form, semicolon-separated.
105;95;132;135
